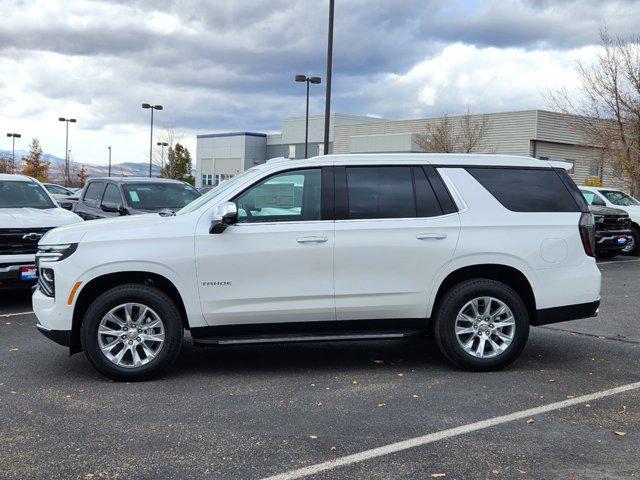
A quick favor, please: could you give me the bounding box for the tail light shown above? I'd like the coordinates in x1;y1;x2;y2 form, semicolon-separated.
579;212;595;257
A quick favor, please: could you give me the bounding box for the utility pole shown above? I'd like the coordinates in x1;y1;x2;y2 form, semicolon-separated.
322;0;335;155
108;146;112;177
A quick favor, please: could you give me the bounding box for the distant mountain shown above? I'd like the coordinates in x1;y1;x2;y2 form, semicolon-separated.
0;149;161;180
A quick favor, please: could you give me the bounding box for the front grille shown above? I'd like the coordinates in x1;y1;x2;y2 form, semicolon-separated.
0;228;53;255
599;216;631;231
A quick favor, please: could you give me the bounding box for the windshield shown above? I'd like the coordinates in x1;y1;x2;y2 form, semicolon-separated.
122;183;200;211
178;167;262;215
0;180;56;209
600;190;640;206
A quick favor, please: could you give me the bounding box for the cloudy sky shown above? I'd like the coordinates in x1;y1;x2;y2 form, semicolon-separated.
1;0;639;165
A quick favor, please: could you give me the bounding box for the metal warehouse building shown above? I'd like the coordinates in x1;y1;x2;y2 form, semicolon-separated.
196;110;628;190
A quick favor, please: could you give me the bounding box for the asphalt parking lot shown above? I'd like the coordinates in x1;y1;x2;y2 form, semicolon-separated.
1;258;639;480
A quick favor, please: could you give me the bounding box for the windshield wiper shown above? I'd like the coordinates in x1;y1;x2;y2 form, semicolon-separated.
158;209;176;217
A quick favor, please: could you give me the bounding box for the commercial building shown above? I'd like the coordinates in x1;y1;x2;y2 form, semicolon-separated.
196;109;628;190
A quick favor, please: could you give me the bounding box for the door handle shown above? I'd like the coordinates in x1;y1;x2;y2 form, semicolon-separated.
297;236;328;244
416;233;447;240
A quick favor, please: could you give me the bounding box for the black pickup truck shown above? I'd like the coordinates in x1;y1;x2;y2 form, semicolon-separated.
591;205;632;258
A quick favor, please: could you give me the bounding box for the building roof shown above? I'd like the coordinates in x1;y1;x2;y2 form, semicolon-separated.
196;132;267;139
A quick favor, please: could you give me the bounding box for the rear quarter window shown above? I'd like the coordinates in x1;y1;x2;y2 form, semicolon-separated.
466;167;580;213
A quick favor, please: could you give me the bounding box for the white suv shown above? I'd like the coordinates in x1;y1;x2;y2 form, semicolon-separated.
33;154;601;380
1;174;82;288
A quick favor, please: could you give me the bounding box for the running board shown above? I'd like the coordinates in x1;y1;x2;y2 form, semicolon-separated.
191;329;425;347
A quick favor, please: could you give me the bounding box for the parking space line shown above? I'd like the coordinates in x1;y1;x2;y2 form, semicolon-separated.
0;311;33;318
540;326;640;344
598;258;640;265
261;381;640;480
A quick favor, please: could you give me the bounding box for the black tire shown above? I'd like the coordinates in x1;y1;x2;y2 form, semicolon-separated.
433;279;529;371
80;284;183;381
620;227;639;256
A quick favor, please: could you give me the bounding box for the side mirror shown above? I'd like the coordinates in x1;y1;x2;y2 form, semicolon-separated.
101;203;128;216
210;201;238;234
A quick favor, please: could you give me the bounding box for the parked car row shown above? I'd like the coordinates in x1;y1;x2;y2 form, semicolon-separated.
0;174;200;289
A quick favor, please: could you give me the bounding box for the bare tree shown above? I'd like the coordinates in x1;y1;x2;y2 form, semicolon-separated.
546;31;640;194
416;109;490;153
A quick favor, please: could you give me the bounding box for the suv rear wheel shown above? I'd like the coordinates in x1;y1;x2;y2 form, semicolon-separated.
433;279;530;371
80;284;183;381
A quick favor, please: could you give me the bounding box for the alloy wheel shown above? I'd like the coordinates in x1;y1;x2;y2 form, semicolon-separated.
454;296;516;359
97;303;165;368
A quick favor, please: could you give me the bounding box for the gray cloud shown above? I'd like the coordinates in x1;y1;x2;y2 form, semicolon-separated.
1;0;639;144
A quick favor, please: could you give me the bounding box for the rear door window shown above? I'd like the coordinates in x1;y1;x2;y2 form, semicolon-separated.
466;168;580;212
345;166;415;219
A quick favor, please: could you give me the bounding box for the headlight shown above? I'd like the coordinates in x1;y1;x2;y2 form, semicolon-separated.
36;243;78;264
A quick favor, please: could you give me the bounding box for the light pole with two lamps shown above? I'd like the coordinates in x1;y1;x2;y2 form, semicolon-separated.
294;75;321;158
157;141;168;171
58;117;76;186
6;133;21;173
141;103;163;177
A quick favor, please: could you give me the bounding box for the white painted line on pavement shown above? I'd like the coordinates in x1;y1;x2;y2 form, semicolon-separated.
262;381;640;480
598;258;640;265
0;311;33;318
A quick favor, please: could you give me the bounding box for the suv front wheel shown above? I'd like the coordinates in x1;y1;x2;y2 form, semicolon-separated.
81;284;184;381
433;279;530;371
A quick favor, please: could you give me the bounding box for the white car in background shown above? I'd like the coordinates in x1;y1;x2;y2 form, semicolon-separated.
0;174;82;288
579;186;640;255
43;183;76;201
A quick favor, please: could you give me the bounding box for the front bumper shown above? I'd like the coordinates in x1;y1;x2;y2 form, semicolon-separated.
595;230;631;252
36;322;71;347
0;263;38;288
534;297;600;326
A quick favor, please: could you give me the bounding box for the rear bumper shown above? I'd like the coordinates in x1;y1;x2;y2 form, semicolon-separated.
36;323;71;347
534;298;600;326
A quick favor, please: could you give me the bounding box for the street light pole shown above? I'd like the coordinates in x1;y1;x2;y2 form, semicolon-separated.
323;0;335;155
157;141;168;170
142;103;163;177
58;118;76;187
6;133;21;173
108;146;112;177
295;75;322;159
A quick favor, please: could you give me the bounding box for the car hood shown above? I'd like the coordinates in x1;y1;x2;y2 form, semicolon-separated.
40;213;170;245
589;205;628;216
0;207;82;228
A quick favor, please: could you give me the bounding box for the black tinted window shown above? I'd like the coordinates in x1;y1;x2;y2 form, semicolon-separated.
101;184;122;206
346;167;415;219
467;168;579;212
414;167;443;217
0;181;55;209
84;182;105;206
122;183;200;210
